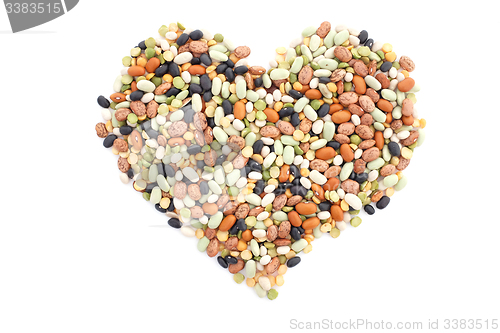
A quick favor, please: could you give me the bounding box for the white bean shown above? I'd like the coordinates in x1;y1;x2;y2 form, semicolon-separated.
119;173;129;184
252;229;266;238
261;137;274;145
260;255;271;266
354;149;362;159
389;67;398;78
351;114;360;126
368;170;379;182
277;246;290;255
261;193;276;207
101;109;111;121
300;177;312;189
317;211;331;220
264;184;276;193
309;77;319;89
232;119;245;131
336;221;347;231
397;130;410;139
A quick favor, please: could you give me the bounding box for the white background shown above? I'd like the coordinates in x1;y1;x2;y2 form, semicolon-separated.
1;1;499;332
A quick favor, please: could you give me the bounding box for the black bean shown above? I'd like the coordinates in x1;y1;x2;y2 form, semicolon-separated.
234;66;248;75
268;145;275;153
327;141;340;150
222;99;233;115
290;227;301;241
254;77;263;87
183;108;195;123
97;95;110;108
225;58;234;68
273;184;286;196
291;185;307;197
244;165;251;175
157;163;165;177
196;160;205;169
191;57;200;65
225;67;235;82
225;255;238;265
319;77;331;84
358;30;368;44
290;113;301;127
203;91;213;102
364;38;374;49
127;169;134;179
319;202;332;211
288;89;303;99
129;90;144;101
200;53;212;66
168;218;182;228
376;196;390;209
155;204;167;213
141;120;151;130
217;256;228;268
165;87;181;97
200;74;211;91
167;199;175;212
388;142;401;156
187;144;202;155
176;33;189;46
236;219;247;232
216;154;227;165
168;62;180;77
207;117;215;128
216;63;228;74
200;181;209;195
189;83;203;95
155;64;169;77
292;177;301;186
380;61;392;72
164;164;175;177
228;224;238;235
254;179;265;195
349;171;357;180
119;126;133;135
289;165;300;178
248;159;262;171
364;204;375;215
138;40;146;50
146;128;158;139
189;29;203;40
144;183;157;193
317;103;330;117
287;256;301;268
355;173;368;183
278;107;294;118
103;134;117;148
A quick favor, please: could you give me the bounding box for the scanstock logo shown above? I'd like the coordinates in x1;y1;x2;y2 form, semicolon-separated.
3;0;79;32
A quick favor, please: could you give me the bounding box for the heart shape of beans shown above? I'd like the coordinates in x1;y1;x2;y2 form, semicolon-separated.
94;21;425;300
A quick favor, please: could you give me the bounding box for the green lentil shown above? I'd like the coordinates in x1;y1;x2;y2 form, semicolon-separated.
233;273;245;284
267;289;279;300
214;33;224;42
